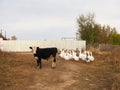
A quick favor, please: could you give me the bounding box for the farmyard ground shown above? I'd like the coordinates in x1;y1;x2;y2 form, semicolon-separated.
0;48;120;90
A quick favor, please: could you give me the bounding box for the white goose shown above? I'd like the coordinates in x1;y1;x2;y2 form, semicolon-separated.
81;51;87;61
64;52;71;60
72;51;79;61
88;51;94;61
59;49;65;58
79;49;83;59
68;50;73;60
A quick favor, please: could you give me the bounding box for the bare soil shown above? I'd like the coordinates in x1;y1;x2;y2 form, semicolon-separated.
0;49;120;90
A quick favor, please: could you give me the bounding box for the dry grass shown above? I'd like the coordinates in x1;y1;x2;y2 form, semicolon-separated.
0;48;120;90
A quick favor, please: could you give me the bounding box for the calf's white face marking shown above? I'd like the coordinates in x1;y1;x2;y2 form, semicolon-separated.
30;46;37;54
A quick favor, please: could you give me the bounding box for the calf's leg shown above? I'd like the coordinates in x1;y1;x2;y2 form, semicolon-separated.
52;57;56;68
37;59;42;69
39;59;42;69
37;59;39;66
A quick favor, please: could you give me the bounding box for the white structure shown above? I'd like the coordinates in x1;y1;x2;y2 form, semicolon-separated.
0;38;3;51
2;40;86;52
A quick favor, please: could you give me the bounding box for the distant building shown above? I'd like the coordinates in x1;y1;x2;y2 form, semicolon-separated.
0;33;7;40
0;34;4;51
61;37;76;40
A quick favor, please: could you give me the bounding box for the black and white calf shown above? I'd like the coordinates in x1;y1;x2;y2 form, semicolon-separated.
29;46;58;69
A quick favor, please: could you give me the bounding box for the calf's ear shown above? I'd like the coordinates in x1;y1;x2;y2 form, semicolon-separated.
37;47;39;49
29;47;32;49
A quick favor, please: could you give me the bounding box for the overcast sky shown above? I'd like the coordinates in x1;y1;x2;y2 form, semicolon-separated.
0;0;120;40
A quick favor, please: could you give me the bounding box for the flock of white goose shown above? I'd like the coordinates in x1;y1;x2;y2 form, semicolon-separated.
59;49;94;62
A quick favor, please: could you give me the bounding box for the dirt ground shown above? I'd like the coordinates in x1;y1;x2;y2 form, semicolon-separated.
0;48;120;90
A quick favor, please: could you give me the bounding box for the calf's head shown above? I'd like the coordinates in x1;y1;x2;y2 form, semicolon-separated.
29;46;37;54
29;46;39;60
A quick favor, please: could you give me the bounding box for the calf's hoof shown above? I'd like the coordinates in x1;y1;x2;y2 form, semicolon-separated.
52;62;56;69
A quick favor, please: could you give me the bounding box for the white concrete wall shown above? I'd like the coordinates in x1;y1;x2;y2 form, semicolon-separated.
2;40;86;52
0;38;3;51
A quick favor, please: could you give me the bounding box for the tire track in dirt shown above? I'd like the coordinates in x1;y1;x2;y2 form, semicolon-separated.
28;60;81;90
